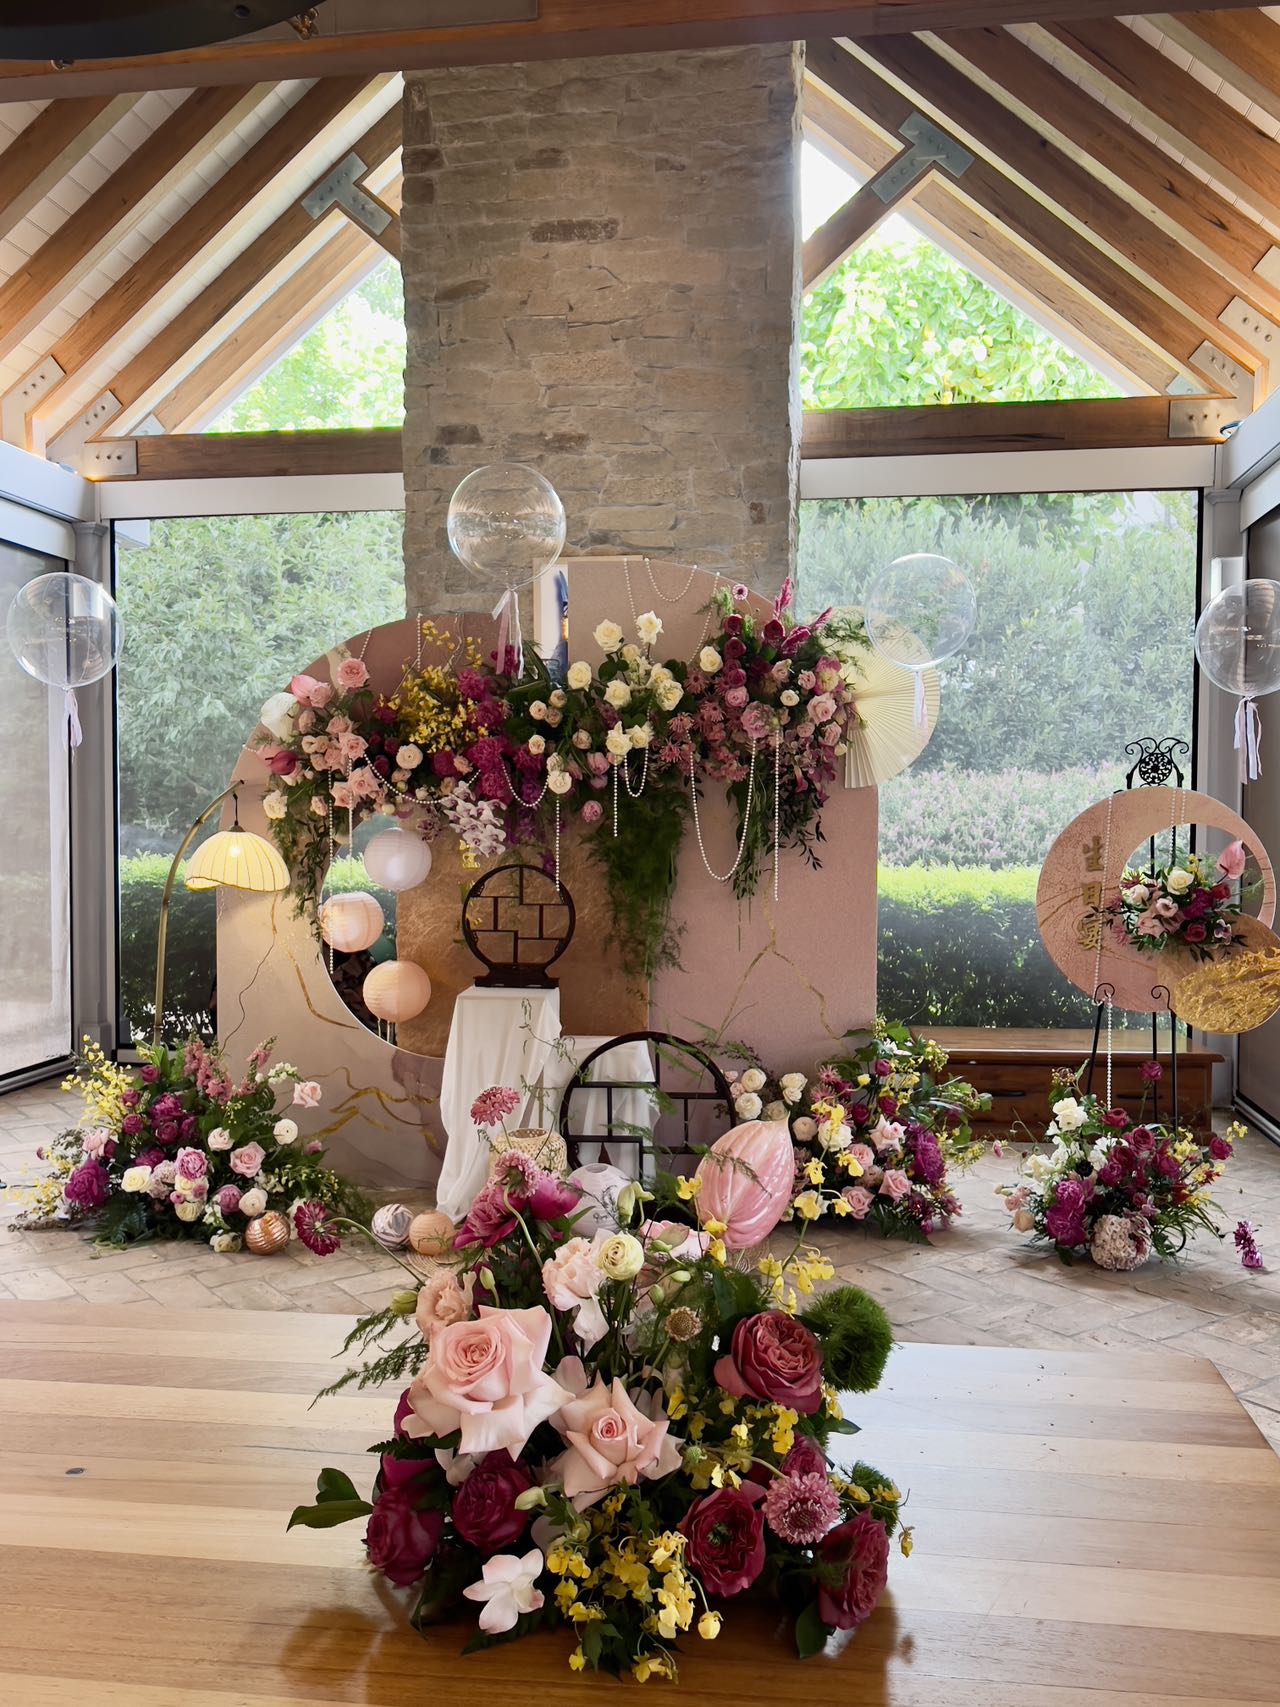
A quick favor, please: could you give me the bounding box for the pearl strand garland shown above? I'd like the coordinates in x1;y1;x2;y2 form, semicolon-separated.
1091;789;1116;1108
772;735;782;903
688;741;758;883
622;746;649;798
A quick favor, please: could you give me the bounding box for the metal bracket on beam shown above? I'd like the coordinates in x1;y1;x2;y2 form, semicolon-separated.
302;151;392;238
872;113;972;202
1169;398;1240;441
46;391;123;473
1183;342;1252;404
1;355;64;448
79;439;138;479
1219;296;1280;365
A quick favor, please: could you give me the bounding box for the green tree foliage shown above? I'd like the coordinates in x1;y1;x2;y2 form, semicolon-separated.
801;232;1117;408
212;259;406;431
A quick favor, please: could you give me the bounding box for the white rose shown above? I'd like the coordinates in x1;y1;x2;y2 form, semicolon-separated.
210;1231;242;1254
818;1118;852;1152
1165;868;1193;895
549;689;567;709
604;680;632;709
262;791;288;822
273;1118;298;1144
734;1092;763;1120
595;1231;645;1281
121;1166;152;1193
780;1072;806;1093
1049;1097;1086;1131
649;665;672;688
636;611;663;646
258;691;298;741
656;681;683;711
594;620;624;653
739;1067;767;1094
780;689;799;707
548;770;573;795
764;1100;787;1121
208;1127;232;1150
566;661;592;691
174;1200;202;1223
238;1187;268;1217
1023;1152;1052;1181
629;723;654;749
621;643;642;664
529;700;547;721
397;743;423;770
698;647;723;675
605;727;632;758
791;1116;817;1142
527;734;546;755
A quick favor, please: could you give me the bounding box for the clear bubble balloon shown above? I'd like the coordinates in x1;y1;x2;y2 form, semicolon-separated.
447;462;566;589
1194;579;1280;700
865;554;977;671
6;572;121;689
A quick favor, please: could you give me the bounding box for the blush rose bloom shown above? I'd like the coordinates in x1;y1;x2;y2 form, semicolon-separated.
404;1305;572;1459
542;1236;608;1349
842;1185;874;1219
815;1513;890;1629
334;656;370;691
229;1141;265;1177
292;1080;322;1108
713;1311;824;1414
879;1168;911;1202
416;1268;476;1340
550;1361;683;1509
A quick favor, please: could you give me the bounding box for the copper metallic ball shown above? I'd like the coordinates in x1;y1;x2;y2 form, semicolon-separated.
244;1210;291;1255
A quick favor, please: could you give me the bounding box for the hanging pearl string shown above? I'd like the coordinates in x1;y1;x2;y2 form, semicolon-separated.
622;746;649;799
620;560;725;651
639;555;703;604
772;735;782;903
553;794;562;896
1091;789;1116;1108
688;741;758;882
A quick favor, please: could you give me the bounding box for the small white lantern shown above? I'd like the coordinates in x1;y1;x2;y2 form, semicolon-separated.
319;891;385;954
363;959;432;1023
362;827;433;893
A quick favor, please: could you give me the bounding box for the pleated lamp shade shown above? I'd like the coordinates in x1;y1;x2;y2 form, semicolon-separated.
363;959;432;1023
184;828;290;893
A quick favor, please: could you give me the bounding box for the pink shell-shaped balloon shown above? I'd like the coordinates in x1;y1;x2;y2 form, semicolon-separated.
694;1119;796;1248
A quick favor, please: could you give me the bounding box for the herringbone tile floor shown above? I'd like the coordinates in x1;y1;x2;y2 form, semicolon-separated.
4;1078;1280;1449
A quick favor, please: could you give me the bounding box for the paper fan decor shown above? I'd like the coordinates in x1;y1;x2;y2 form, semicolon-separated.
843;645;940;789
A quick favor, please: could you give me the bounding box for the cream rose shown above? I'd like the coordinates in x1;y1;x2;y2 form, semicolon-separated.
548;770;573;795
527;734;546;755
210;1231;242;1253
397;743;423;770
604;680;632;709
656;681;682;711
121;1166;152;1193
238;1187;268;1217
791;1116;817;1142
207;1127;232;1151
605;727;632;758
1165;868;1194;895
698;646;723;674
739;1067;767;1094
273;1117;299;1144
734;1092;763;1120
262;791;288;821
594;1231;644;1281
636;611;663;645
594;620;624;653
174;1200;202;1223
628;723;654;749
566;660;592;691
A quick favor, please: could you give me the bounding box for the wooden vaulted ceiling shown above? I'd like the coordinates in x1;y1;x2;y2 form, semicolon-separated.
0;11;1277;475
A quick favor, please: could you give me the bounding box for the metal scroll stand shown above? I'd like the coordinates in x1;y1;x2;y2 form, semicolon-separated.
1084;736;1189;1125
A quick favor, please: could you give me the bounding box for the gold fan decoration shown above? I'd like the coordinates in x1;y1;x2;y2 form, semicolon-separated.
844;641;940;790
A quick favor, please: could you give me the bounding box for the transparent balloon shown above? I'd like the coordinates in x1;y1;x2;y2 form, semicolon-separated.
865;554;977;671
1194;579;1280;699
446;462;566;589
6;572;121;689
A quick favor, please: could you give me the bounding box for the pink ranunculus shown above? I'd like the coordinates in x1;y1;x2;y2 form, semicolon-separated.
229;1141;265;1178
842;1185;874;1219
335;657;369;691
879;1168;911;1202
292;1080;322;1108
174;1146;208;1181
815;1513;890;1629
415;1268;476;1340
713;1311;824;1414
550;1364;682;1509
680;1486;766;1597
542;1237;608;1350
694;1118;795;1248
1217;839;1247;880
404;1306;572;1459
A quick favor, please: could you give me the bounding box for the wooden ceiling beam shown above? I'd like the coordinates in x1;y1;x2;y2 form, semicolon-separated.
1158;10;1280;127
0;83;263;365
801;395;1225;457
0;94;138;242
1046;17;1280;227
805;39;1227;393
114;428;404;481
17;76;387;445
38;103;403;455
803;84;1181;395
850;33;1267;369
0;2;1266;99
803;146;938;289
930;25;1280;311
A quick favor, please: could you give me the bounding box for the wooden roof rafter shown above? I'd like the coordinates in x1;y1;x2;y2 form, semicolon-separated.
0;93;140;242
1137;10;1280;130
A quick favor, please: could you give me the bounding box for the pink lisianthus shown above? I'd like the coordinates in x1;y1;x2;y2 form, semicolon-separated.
550;1359;683;1509
335;656;370;691
542;1237;608;1349
404;1305;572;1458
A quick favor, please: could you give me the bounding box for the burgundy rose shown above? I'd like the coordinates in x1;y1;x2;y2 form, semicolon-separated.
723;636;746;660
121;1089;140;1107
64;1160;110;1211
380;1399;440;1494
364;1488;444;1587
1097;1159;1124;1187
153;1121;180;1146
121;1113;144;1138
878;1096;898;1120
451;1452;533;1549
762;618;786;647
1130;1127;1156;1155
723;615;744;637
139;1065;161;1084
873;1059;893;1079
815;1513;890;1630
1211;882;1231;901
1101;1108;1129;1130
680;1487;765;1597
1209;1135;1232;1161
1184;922;1207;943
782;1436;828;1479
135;1146;164;1169
1156;1149;1180;1179
714;1312;824;1414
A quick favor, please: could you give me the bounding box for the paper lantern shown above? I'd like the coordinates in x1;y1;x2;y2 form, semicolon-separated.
408;1210;455;1257
371;1202;414;1249
363;959;432;1023
319;890;384;954
362;828;433;893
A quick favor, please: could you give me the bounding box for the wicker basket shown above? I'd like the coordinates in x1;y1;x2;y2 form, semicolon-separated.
487;1126;568;1177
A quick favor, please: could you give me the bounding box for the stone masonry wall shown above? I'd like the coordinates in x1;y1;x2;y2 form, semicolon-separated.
400;45;803;611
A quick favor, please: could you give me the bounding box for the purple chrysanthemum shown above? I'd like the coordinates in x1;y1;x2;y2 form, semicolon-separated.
761;1470;841;1545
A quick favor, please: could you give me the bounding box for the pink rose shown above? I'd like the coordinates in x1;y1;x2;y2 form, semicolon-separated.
82;1129;116;1161
405;1306;572;1458
174;1146;208;1181
1217;839;1247;880
338;731;368;763
809;693;837;723
335;657;370;691
292;1080;322;1108
415;1268;475;1340
714;1311;824;1413
542;1236;608;1349
229;1141;265;1177
848;1143;874;1170
288;674;332;709
1134;905;1171;937
551;1362;682;1509
330;781;356;810
869;1116;904;1152
879;1168;911;1202
842;1186;874;1219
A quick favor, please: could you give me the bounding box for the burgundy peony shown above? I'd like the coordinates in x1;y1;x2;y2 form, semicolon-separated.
451;1451;533;1549
680;1487;766;1597
139;1064;161;1084
910;1131;944;1186
364;1487;444;1587
714;1312;824;1414
522;1173;582;1221
815;1513;890;1630
63;1159;110;1210
453;1180;519;1249
121;1113;145;1138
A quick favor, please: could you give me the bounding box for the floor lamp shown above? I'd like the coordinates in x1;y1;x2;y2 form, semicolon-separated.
152;782;290;1046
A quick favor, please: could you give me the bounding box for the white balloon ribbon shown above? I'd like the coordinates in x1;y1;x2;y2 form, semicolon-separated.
63;687;83;750
912;668;927;729
492;585;523;679
1235;694;1262;782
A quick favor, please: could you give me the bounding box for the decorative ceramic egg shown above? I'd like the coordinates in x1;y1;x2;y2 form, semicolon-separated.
371;1202;414;1249
244;1210;291;1255
408;1209;455;1257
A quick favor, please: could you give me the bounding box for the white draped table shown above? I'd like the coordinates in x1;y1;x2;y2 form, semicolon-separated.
434;984;654;1221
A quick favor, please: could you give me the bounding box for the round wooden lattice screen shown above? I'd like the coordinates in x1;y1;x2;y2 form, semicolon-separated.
462;862;576;988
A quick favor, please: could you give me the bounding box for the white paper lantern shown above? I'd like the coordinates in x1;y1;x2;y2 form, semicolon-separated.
319;890;384;954
363;959;432;1023
362;828;433;893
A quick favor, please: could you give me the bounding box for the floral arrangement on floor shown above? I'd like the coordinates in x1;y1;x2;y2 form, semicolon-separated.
255;586;869;974
1108;839;1246;959
19;1037;365;1253
1002;1075;1242;1267
722;1021;988;1242
290;1113;906;1680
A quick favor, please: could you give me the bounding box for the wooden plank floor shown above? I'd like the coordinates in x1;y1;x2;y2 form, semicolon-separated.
1;1301;1278;1704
